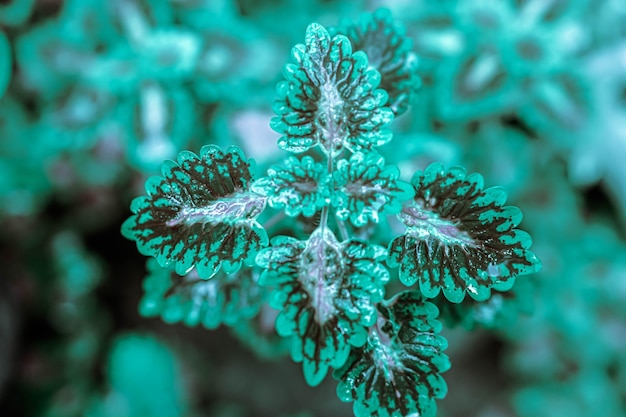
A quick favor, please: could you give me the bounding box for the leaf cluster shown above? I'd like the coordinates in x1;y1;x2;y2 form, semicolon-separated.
122;9;541;417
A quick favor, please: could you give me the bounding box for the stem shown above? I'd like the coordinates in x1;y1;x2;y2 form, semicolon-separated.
320;137;334;233
319;205;329;232
336;218;349;241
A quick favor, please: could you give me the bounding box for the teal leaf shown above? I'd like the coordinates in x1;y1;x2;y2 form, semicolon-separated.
0;0;35;26
120;83;197;173
0;31;12;99
388;162;541;303
139;259;267;329
121;145;268;279
272;23;394;156
435;276;535;330
334;8;420;116
334;291;450;417
332;152;414;227
229;307;292;360
136;28;202;80
435;44;515;121
88;334;188;417
520;71;590;135
256;228;389;386
252;155;330;217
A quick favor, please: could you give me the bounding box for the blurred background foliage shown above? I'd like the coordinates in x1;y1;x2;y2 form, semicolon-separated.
1;0;625;416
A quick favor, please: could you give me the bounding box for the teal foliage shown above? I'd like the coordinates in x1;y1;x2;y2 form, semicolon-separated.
335;291;450;417
333;8;420;116
388;162;541;303
271;23;394;155
252;156;330;217
139;259;266;329
0;0;34;26
117;12;542;417
121;145;268;278
86;334;189;417
10;1;626;417
332;152;414;227
256;228;389;386
0;31;11;99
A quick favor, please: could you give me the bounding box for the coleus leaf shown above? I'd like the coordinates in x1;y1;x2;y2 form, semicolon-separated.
121;83;197;173
136;28;201;80
434;276;535;330
334;8;420;116
229;305;292;360
332;152;414;227
139;259;266;329
388;162;541;303
435;44;515;121
271;23;394;156
256;228;389;386
122;145;268;278
252;155;330;217
334;291;450;417
520;71;590;135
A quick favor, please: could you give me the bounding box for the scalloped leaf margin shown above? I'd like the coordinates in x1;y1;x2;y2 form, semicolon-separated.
139;259;267;329
271;23;394;156
252;155;330;217
122;145;268;278
256;228;389;386
332;151;414;227
334;290;450;417
334;8;420;116
388;162;541;303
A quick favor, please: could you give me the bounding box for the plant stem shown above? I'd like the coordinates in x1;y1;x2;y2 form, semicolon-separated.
320;138;335;233
337;218;349;241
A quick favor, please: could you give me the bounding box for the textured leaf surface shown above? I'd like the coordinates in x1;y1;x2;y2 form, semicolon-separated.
252;155;330;217
271;23;393;155
122;145;268;278
335;8;420;116
256;228;389;386
388;162;541;303
333;152;414;227
334;291;450;417
139;259;266;329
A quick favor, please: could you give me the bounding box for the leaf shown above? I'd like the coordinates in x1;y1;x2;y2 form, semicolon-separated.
434;276;536;330
0;31;11;99
334;291;450;417
271;23;393;156
0;0;35;27
252;155;330;217
121;145;268;278
121;83;197;173
332;152;414;227
334;8;420;116
139;259;267;329
435;44;515;121
229;305;292;360
256;228;389;386
520;71;590;135
136;28;201;80
388;162;541;303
